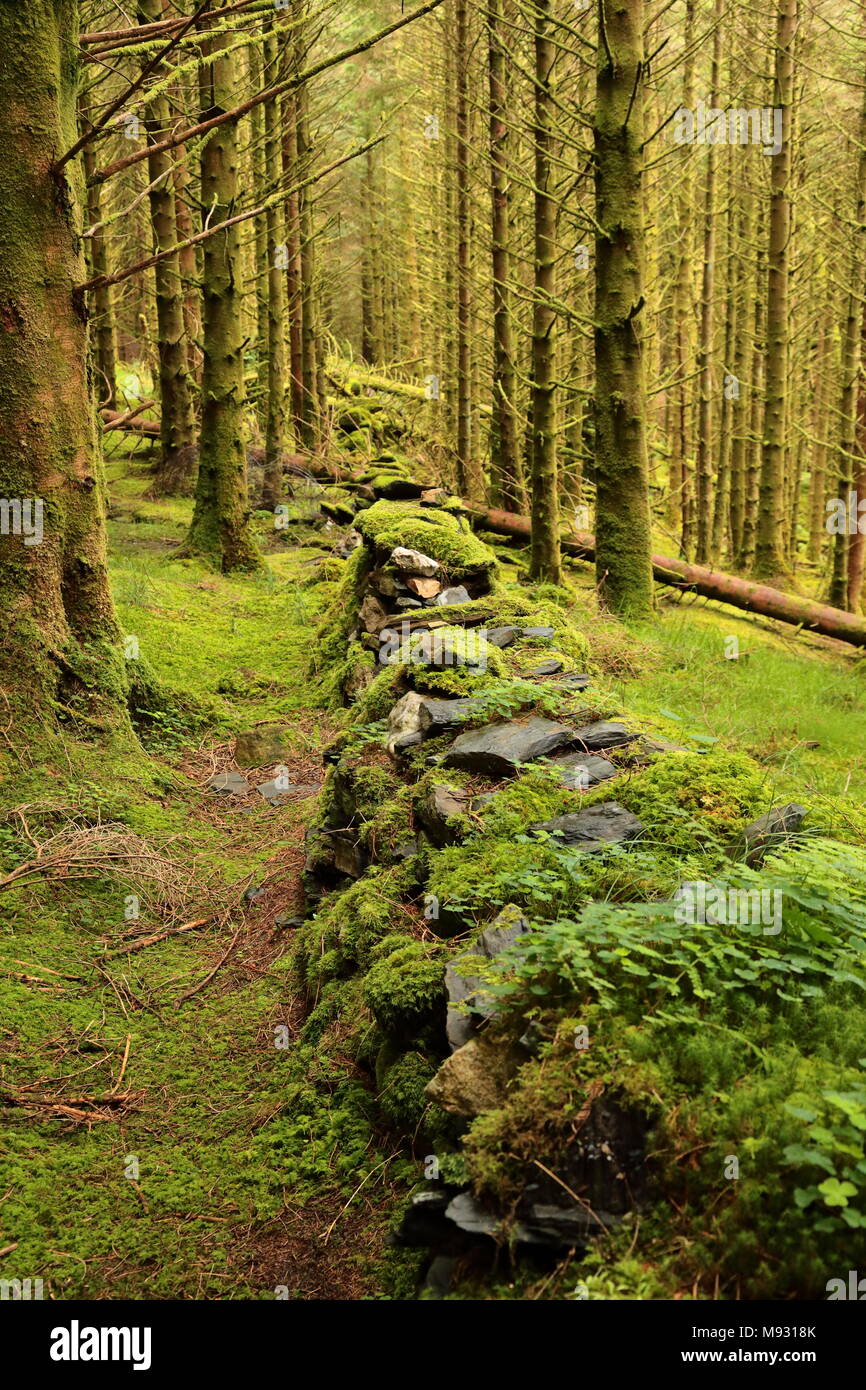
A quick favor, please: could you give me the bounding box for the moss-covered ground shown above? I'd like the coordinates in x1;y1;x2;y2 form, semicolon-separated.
3;432;866;1300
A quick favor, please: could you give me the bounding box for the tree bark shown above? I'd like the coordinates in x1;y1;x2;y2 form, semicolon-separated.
486;0;524;512
139;0;197;496
261;17;287;510
0;0;128;731
593;0;654;616
81;107;118;413
185;5;259;570
753;0;798;582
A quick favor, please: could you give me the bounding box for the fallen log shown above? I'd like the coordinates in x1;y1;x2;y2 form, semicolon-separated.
101;405;159;437
467;506;866;651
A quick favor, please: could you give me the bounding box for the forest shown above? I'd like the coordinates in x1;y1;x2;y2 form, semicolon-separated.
1;0;866;1323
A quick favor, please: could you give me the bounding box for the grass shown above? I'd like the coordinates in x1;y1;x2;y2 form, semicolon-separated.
2;442;866;1299
0;447;409;1299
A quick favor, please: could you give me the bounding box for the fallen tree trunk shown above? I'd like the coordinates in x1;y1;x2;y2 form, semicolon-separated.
468;505;866;650
101;404;159;436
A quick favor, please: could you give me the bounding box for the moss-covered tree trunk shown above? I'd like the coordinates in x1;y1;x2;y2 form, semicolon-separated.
667;0;695;543
592;0;654;617
454;0;475;498
139;0;197;496
262;18;287;510
80;105;118;413
753;0;798;582
0;0;129;732
280;76;304;445
296;55;320;451
830;43;866;608
729;189;755;560
249;39;270;430
185;11;259;571
528;0;561;584
694;1;722;564
487;0;524;512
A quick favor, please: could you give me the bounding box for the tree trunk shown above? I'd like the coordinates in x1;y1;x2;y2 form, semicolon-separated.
455;0;475;497
281;80;304;446
831;42;866;607
139;0;197;496
81;107;118;413
185;8;259;571
593;0;654;616
695;1;722;563
0;0;128;731
261;18;287;511
296;61;320;451
486;0;523;511
667;0;696;541
470;506;866;648
753;0;798;582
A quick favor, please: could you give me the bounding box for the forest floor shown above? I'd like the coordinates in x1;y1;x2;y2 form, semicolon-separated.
1;443;865;1299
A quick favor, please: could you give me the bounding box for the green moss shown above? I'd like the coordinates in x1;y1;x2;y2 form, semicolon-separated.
355;501;497;578
378;1050;439;1129
296;865;411;981
602;748;772;854
363;940;446;1039
350;664;407;722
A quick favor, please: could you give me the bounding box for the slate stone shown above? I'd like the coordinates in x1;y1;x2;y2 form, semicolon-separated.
413;630;485;669
445;906;530;1050
423;1255;457;1299
435;585;471;606
425;1035;521;1116
417;696;481;736
443;715;577;777
548;752;618;790
520;1204;598;1249
331;829;367;878
557;672;592;691
444;961;481;1051
528;801;643;850
396;597;424;609
521;625;554;639
359;592;390;633
393;1190;451;1246
527;659;564;676
418;783;471;848
387;692;480;752
274;914;305;930
478;905;531;958
332;529;362;559
374;478;425;500
208;771;250;796
392;838;420;861
735;802;807;866
484;625;522;648
570;720;635;750
444;1192;500;1238
256;779;294;804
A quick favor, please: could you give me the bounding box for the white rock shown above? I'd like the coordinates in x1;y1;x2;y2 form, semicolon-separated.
386;691;425;754
391;546;440;577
